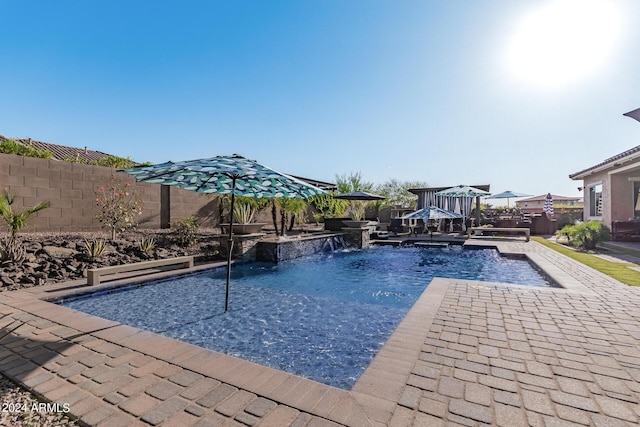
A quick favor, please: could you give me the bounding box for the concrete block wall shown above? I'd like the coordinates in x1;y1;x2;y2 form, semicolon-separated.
0;153;221;233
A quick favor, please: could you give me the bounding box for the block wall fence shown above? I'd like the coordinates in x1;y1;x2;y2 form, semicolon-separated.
0;153;220;233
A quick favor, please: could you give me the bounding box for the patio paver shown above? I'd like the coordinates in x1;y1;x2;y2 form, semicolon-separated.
1;239;640;425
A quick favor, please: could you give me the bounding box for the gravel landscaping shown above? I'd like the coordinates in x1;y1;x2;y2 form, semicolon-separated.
1;229;225;291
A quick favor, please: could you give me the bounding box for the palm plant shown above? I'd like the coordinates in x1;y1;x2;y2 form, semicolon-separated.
0;191;50;242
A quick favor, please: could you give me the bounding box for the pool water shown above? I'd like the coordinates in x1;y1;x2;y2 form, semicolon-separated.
60;246;550;389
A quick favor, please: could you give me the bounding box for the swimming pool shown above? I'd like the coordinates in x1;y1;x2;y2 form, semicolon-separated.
60;246;551;389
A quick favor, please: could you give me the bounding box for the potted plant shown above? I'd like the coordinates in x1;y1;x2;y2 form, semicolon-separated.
344;203;369;228
222;202;267;234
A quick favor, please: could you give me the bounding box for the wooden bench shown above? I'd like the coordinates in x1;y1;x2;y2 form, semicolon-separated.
468;227;530;242
86;256;194;286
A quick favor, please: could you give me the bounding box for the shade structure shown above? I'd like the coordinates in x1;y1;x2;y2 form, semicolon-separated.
435;185;490;231
122;154;326;312
487;190;532;208
435;185;491;198
543;193;554;217
333;191;385;200
401;206;463;220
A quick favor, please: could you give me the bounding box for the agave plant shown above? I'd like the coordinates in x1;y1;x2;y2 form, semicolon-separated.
348;203;366;221
233;203;256;224
137;236;156;256
84;239;108;261
0;237;26;265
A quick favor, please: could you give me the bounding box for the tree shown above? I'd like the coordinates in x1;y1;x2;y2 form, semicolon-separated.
271;198;308;235
95;175;144;240
373;179;428;208
335;172;373;193
0;191;50;242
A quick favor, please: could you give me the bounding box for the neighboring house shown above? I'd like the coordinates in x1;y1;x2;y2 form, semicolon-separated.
569;144;640;240
288;175;337;191
1;134;117;163
516;194;582;214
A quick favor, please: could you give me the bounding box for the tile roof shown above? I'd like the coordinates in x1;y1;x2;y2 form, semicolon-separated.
569;144;640;179
517;194;581;202
1;134;114;163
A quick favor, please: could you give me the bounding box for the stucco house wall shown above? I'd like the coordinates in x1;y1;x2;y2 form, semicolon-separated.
570;144;640;237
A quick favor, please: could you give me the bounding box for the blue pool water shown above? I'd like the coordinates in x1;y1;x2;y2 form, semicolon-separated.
60;246;550;389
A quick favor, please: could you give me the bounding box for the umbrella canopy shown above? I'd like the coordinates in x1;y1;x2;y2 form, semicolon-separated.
122;154;326;312
123;155;324;198
401;206;463;220
435;185;491;197
543;193;554;217
486;190;532;207
333;191;385;200
624;107;640;123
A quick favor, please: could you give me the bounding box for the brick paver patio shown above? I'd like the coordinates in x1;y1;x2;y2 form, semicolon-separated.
1;239;639;426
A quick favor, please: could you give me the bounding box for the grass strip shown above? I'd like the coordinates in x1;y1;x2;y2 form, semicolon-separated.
531;236;640;287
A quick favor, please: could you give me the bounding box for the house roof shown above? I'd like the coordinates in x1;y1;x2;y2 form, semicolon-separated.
516;194;581;203
2;134;336;190
288;175;337;191
408;185;491;194
569;144;640;180
1;134;114;163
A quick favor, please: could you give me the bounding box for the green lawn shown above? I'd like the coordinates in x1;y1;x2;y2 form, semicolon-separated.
531;236;640;286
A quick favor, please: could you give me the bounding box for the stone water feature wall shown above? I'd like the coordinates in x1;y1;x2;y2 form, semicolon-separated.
255;233;348;263
255;229;371;263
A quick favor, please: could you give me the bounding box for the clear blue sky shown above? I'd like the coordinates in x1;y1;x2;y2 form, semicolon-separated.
2;1;640;203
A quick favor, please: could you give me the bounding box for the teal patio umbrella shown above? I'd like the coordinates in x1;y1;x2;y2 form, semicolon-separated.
487;190;532;208
401;206;463;221
401;206;463;239
122;154;326;312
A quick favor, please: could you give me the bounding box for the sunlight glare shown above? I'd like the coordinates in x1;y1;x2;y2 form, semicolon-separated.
506;0;621;88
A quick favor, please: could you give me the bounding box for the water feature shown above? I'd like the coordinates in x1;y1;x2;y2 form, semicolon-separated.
59;246;551;389
321;234;346;252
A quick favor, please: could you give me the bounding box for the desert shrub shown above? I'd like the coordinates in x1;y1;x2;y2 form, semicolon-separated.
173;216;200;247
556;220;608;250
0;139;53;159
309;194;347;219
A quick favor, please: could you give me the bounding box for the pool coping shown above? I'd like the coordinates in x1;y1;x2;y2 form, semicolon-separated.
0;240;603;426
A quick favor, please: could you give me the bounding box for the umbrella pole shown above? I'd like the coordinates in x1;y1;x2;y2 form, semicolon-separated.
225;179;236;313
